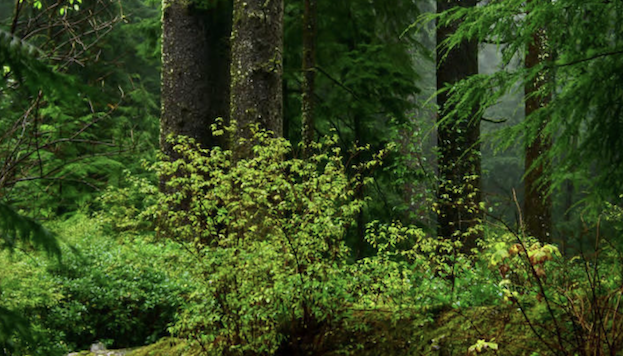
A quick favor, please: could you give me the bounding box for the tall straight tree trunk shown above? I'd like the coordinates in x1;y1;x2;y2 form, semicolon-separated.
301;0;317;155
436;0;482;252
524;27;552;242
160;0;232;162
230;0;284;151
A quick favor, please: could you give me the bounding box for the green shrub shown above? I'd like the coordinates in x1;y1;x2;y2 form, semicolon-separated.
153;127;504;355
95;171;159;233
0;215;190;354
155;128;367;355
479;205;623;355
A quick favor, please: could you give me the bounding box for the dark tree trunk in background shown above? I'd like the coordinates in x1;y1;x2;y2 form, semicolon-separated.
436;0;482;252
230;0;284;150
301;0;317;155
524;28;552;242
160;0;232;163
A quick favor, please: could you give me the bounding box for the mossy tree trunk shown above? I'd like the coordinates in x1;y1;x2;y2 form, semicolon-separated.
301;0;317;156
436;0;482;252
160;0;232;163
230;0;284;152
524;27;552;242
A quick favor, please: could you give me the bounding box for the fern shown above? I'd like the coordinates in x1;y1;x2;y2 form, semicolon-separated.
0;201;60;256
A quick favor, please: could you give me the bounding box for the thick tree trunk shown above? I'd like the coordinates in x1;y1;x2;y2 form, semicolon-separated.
524;29;552;242
230;0;284;150
160;0;232;161
436;0;482;252
301;0;317;154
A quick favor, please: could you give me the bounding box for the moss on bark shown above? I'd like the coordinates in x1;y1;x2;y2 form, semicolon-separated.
230;0;284;153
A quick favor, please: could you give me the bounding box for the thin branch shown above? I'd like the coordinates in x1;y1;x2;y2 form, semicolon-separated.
10;0;24;34
555;49;623;68
314;65;360;100
481;117;508;124
486;209;566;355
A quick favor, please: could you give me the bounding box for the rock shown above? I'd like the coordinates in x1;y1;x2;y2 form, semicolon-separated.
67;346;135;356
91;342;106;352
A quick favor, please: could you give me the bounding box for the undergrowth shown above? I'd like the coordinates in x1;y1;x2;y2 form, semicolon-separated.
1;129;622;356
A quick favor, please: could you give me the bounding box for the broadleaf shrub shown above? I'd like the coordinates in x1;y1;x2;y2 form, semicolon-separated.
0;215;189;355
156;128;367;355
153;127;510;355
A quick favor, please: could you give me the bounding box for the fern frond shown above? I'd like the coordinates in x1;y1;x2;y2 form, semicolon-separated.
0;202;60;257
0;305;32;346
0;28;45;58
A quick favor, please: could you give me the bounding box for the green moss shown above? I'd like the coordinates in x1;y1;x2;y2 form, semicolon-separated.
126;338;196;356
407;306;551;355
306;306;553;356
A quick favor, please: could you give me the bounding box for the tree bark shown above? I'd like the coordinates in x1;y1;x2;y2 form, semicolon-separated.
436;0;482;252
230;0;284;152
301;0;317;155
160;0;232;162
524;28;552;242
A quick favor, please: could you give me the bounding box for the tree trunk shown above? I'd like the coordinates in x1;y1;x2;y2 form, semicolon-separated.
160;0;232;161
436;0;482;252
524;28;552;242
301;0;317;155
230;0;284;151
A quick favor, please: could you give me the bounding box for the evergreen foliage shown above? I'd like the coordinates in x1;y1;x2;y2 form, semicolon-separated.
283;0;423;234
0;0;160;214
0;201;59;256
427;0;623;208
0;201;59;352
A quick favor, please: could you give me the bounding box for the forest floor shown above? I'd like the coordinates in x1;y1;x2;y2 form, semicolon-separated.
66;306;548;356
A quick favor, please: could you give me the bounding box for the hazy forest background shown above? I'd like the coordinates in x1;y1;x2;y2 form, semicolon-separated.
1;0;623;355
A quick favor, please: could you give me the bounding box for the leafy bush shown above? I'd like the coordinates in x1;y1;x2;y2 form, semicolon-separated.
0;201;61;353
0;215;189;355
95;170;159;233
356;221;502;311
480;207;623;355
154;127;506;355
156;128;367;355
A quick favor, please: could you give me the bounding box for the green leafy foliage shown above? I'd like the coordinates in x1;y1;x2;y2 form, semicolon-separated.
3;0;623;355
0;201;60;352
468;339;498;355
151;128;508;354
95;171;159;233
156;128;364;354
0;305;33;353
476;203;623;355
0;215;189;354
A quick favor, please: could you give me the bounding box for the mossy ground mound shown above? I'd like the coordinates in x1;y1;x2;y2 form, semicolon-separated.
126;338;196;356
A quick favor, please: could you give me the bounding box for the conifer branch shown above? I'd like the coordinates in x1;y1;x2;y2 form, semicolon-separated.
555;49;623;68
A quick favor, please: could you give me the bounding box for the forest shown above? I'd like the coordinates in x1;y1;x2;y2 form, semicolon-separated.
1;0;622;355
